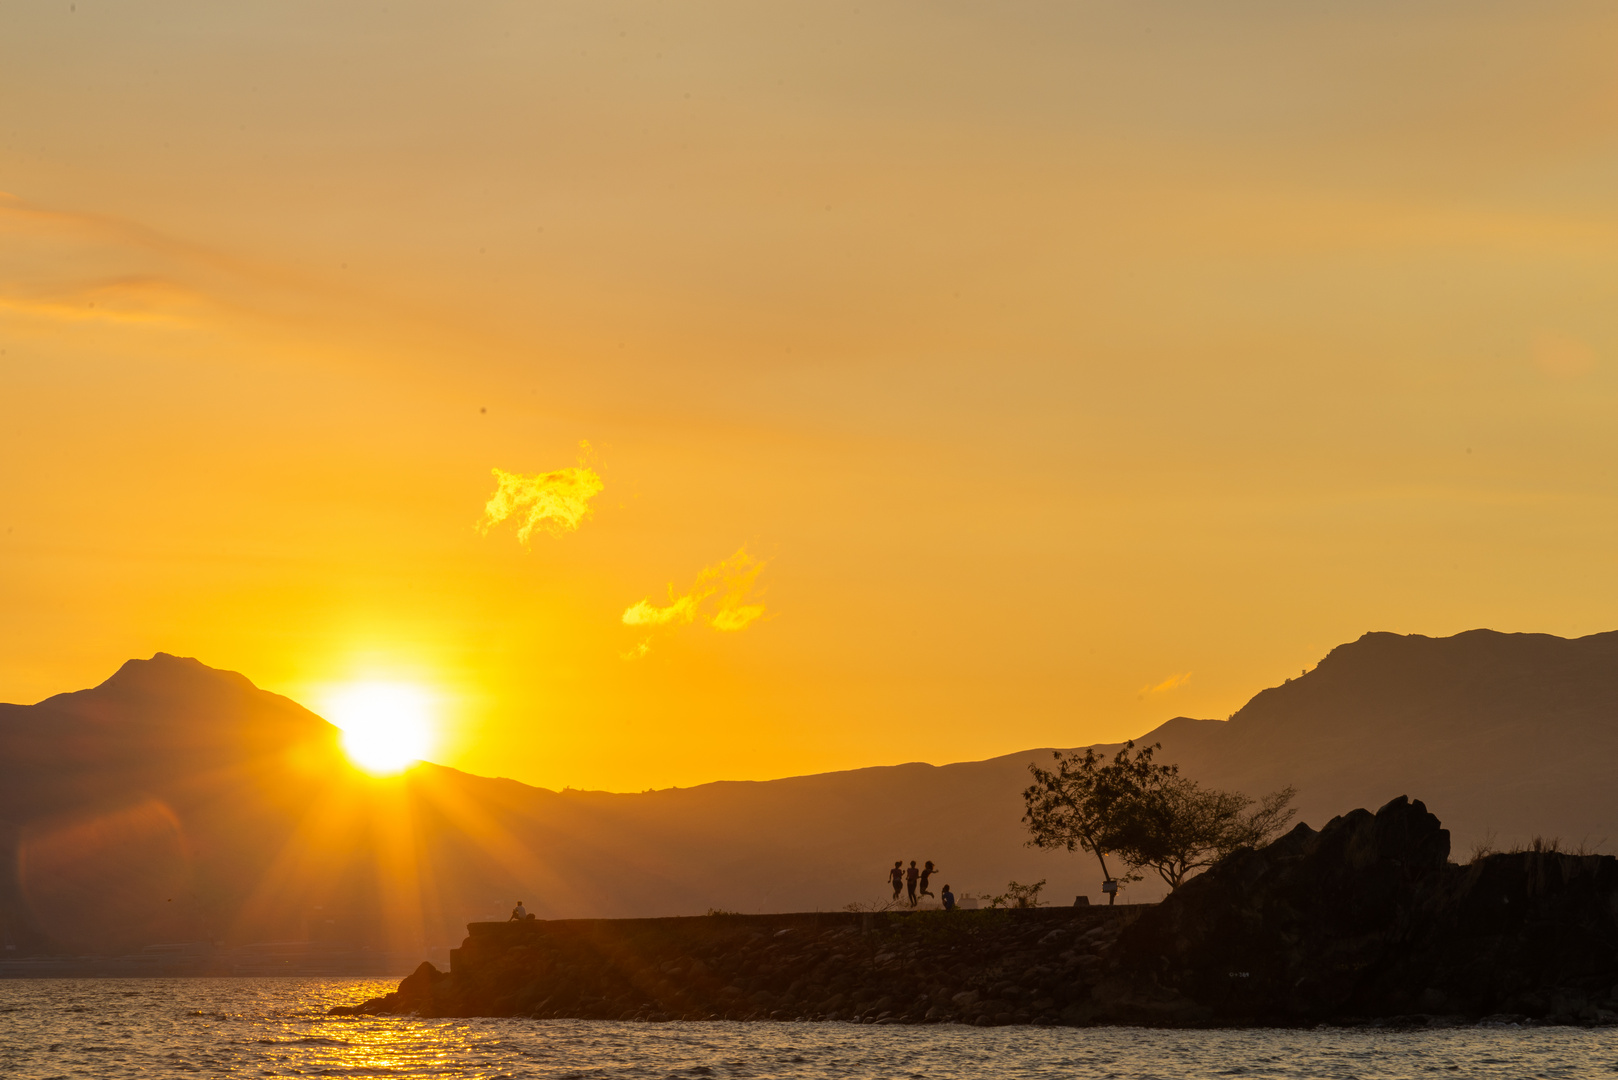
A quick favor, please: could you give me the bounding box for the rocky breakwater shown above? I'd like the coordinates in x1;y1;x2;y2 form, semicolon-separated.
1102;795;1618;1026
331;906;1137;1024
332;796;1618;1027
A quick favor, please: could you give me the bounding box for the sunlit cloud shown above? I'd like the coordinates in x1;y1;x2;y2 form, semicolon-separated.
622;595;700;627
622;548;767;656
479;444;604;546
1139;671;1192;698
710;600;766;632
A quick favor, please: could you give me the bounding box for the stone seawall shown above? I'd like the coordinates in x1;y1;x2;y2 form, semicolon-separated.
336;905;1138;1025
335;797;1618;1028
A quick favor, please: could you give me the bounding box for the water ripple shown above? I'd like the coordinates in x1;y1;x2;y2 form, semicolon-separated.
0;978;1615;1078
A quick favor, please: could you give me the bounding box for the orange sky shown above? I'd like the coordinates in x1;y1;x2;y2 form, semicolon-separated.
3;2;1618;792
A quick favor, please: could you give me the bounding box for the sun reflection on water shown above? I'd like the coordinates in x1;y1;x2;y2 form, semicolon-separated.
5;977;1618;1079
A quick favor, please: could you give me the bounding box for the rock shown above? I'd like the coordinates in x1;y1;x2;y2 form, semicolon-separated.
397;960;446;999
1103;796;1618;1026
1478;1013;1529;1026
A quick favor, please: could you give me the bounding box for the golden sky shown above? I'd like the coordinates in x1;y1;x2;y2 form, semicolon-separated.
3;2;1617;792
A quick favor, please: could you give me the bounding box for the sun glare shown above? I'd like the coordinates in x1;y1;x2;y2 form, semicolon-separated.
323;682;434;775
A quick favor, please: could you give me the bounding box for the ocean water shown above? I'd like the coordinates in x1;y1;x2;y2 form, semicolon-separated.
1;978;1615;1079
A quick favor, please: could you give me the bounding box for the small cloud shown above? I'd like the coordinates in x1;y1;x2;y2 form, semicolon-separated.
1532;331;1598;378
620;638;652;662
479;443;604;546
622;595;700;628
710;601;766;632
621;548;767;656
1139;671;1192;698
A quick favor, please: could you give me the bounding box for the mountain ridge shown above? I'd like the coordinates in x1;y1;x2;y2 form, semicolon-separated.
2;628;1614;957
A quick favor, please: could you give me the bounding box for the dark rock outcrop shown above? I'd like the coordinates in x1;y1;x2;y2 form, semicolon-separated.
334;797;1618;1026
1106;796;1618;1026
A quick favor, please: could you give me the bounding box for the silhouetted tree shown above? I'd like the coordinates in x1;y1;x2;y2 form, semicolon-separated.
1023;741;1297;898
1110;776;1297;890
1022;740;1168;902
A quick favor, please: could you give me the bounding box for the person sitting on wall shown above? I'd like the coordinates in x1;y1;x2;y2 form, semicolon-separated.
941;884;955;911
509;899;527;921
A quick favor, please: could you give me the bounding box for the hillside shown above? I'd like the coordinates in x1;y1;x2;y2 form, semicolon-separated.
2;629;1615;957
1134;629;1618;858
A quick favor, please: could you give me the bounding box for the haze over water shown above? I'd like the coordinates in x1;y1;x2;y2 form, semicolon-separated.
2;979;1615;1080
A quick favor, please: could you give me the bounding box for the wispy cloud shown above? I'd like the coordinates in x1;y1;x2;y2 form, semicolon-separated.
0;192;306;334
0;276;204;326
622;548;767;657
479;445;604;546
0;193;216;328
1139;671;1192;698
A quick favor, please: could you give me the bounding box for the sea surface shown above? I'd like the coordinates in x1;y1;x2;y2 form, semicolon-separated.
1;978;1615;1079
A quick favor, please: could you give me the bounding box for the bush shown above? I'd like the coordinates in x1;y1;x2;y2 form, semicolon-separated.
987;880;1047;909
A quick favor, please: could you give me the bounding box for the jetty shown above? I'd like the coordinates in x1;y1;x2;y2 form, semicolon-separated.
336;797;1618;1027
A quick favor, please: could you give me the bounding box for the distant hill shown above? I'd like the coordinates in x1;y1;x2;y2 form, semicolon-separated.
1135;629;1618;862
2;629;1615;956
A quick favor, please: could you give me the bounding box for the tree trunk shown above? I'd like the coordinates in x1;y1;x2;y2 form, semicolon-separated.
1095;848;1117;905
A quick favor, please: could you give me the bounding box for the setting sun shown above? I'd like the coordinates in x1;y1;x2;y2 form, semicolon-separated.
322;682;434;774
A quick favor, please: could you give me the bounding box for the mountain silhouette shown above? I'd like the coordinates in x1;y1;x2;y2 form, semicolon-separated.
1135;628;1618;856
2;629;1614;958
